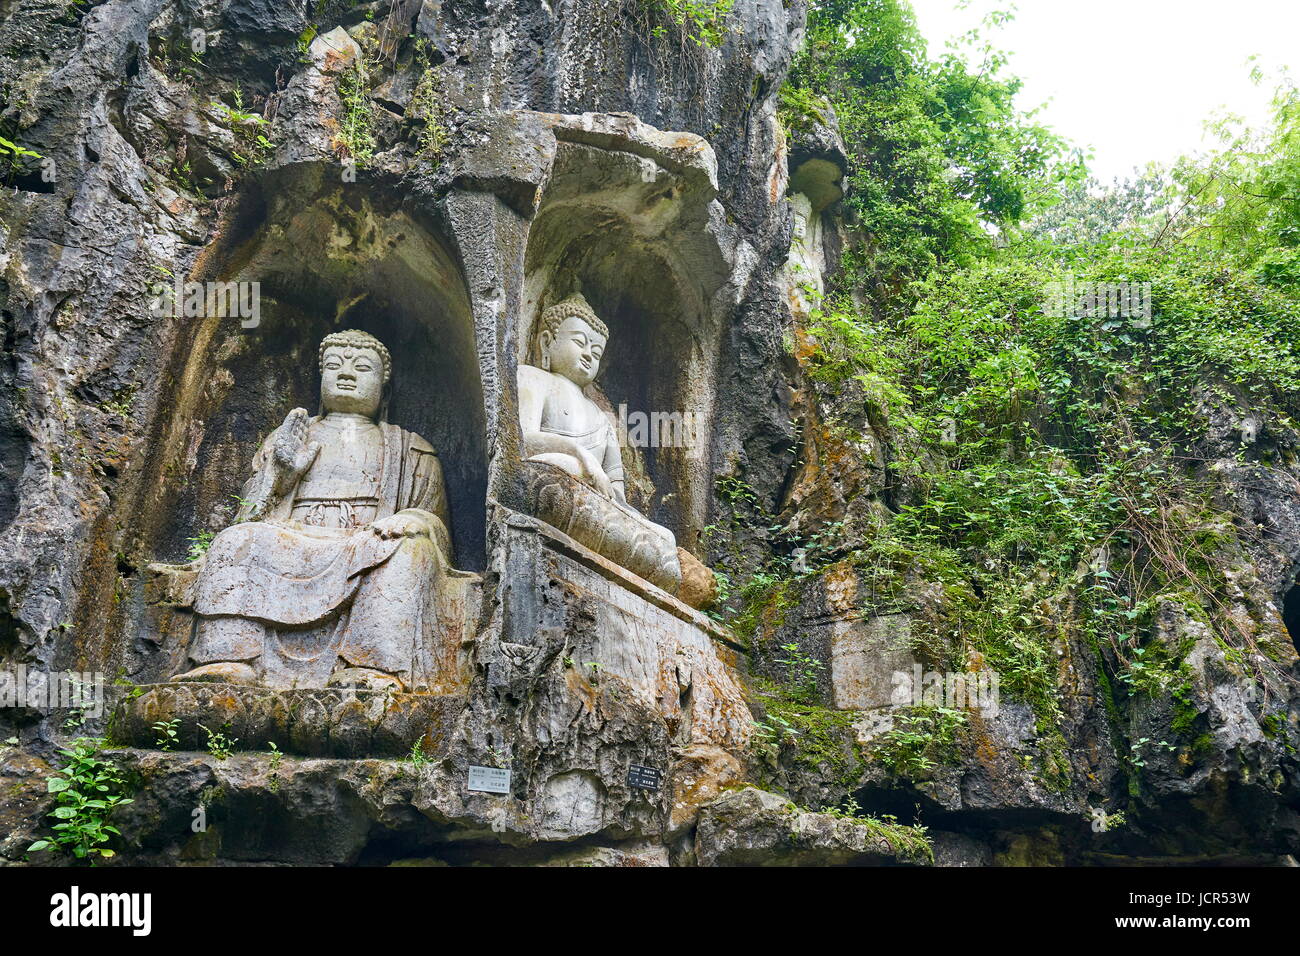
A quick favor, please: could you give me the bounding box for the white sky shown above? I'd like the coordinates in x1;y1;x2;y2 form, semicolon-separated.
907;0;1298;182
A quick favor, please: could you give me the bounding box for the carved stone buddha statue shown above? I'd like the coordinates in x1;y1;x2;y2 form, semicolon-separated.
173;329;462;691
517;293;682;592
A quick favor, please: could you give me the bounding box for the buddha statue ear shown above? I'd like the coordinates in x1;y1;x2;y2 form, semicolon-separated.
538;328;554;371
376;355;394;422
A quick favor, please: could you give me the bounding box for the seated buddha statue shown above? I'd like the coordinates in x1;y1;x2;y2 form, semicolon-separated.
517;293;682;593
172;329;463;691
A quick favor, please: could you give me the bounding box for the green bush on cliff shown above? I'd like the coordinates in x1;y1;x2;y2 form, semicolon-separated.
28;738;133;863
643;0;735;48
792;244;1296;727
752;2;1300;749
872;705;967;778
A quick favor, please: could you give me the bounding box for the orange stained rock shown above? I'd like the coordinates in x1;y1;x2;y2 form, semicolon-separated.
820;560;860;615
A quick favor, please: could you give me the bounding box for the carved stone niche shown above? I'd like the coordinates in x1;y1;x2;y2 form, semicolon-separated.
509;114;736;602
472;113;755;809
117;167;489;748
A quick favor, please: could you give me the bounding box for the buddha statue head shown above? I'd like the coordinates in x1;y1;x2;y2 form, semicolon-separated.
318;329;391;419
536;293;609;388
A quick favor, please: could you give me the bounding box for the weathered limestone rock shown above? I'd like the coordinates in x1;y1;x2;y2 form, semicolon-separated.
271;26;365;167
110;683;466;758
6;0;1290;869
695;787;930;867
745;558;1110;827
0;747;51;864
73;748;697;866
786;96;848;218
533;841;670;867
830;614;915;711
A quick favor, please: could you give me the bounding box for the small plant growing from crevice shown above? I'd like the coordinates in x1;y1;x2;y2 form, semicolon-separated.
61;676;90;733
150;31;206;81
774;642;824;703
409;69;450;160
1128;736;1177;769
267;741;283;793
750;712;803;764
210;87;275;168
186;530;215;563
0;134;41;186
153;718;180;752
296;25;318;61
102;383;139;418
334;59;376;167
406;738;431;772
198;723;236;760
28;738;133;863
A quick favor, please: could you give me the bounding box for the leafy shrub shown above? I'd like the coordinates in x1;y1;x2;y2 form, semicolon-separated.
28;739;133;863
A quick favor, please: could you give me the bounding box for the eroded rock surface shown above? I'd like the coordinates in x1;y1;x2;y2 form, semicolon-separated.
695;787;930;866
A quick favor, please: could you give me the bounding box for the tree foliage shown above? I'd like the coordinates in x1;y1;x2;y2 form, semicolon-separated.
1159;72;1300;290
788;0;1082;305
742;2;1300;756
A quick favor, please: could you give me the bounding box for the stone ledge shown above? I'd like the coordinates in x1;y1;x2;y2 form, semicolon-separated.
504;509;743;653
695;787;933;867
109;683;465;759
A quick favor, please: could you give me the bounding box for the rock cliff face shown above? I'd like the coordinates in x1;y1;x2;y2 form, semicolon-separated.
0;0;802;667
0;0;1296;866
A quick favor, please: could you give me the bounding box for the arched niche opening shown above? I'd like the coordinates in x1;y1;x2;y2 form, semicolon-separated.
151;166;488;572
519;141;729;548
